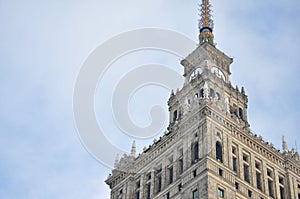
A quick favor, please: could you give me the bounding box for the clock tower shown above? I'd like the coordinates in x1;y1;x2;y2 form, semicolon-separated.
106;1;300;198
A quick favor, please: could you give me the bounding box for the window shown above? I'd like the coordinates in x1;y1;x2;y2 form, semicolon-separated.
210;88;215;98
255;161;261;170
192;142;199;162
232;146;237;155
178;183;182;192
267;168;273;178
168;166;173;184
216;92;221;100
235;182;239;190
193;169;197;177
193;189;199;199
216;141;223;163
135;190;140;199
156;174;162;193
200;88;204;98
280;187;285;199
146;183;151;199
218;188;224;198
147;172;151;180
219;168;223;177
268;179;274;198
248;190;252;198
166;192;170;199
173;110;178;122
256;172;262;191
136;180;140;188
233;157;237;172
243;153;249;162
244;164;250;183
239;107;244;120
279;176;284;185
178;159;183;174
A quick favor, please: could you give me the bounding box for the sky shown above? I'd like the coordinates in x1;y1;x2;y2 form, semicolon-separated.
1;0;300;198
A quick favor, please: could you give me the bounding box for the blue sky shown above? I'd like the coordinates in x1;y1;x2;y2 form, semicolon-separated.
1;0;300;198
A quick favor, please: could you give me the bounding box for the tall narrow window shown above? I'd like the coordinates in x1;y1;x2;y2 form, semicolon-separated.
173;110;178;122
239;107;244;120
155;169;162;194
166;192;170;199
200;89;204;98
280;187;285;199
268;179;274;198
192;142;199;163
256;172;262;191
244;164;250;183
168;166;173;184
216;141;223;163
210;88;215;98
193;189;199;199
146;183;151;199
135;191;140;199
233;157;237;172
178;159;183;174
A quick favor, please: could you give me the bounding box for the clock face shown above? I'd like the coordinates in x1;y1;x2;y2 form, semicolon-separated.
211;67;225;81
189;67;202;82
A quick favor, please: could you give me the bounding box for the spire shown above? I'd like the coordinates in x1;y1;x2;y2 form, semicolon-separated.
282;136;288;153
199;0;215;45
131;140;136;157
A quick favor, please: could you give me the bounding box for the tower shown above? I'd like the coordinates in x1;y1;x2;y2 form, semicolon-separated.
105;1;300;199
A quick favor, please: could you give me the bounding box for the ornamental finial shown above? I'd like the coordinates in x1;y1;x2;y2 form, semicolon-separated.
199;0;214;45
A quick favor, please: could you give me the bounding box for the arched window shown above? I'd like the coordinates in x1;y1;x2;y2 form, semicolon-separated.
216;141;223;163
192;142;199;163
210;88;215;98
239;108;244;120
200;89;204;98
216;92;221;100
173;110;178;122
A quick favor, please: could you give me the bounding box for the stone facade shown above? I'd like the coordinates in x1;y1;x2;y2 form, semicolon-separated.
105;7;300;199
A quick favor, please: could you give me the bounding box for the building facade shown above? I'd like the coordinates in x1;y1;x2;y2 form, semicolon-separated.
105;1;300;198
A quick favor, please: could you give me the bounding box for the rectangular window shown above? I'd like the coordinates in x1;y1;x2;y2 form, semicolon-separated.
193;169;197;178
248;190;252;198
219;168;223;177
255;161;261;170
243;153;249;162
168;166;173;184
233;157;237;172
267;168;273;178
235;182;239;190
156;175;162;193
136;180;140;188
193;189;199;199
256;172;262;191
146;183;151;199
179;159;183;174
232;146;237;155
166;192;170;199
178;183;182;192
218;188;224;198
268;179;274;198
135;190;140;199
244;164;250;183
279;176;284;185
280;187;284;199
147;172;151;180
